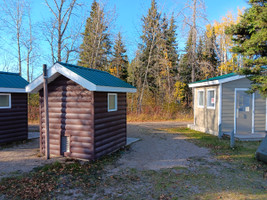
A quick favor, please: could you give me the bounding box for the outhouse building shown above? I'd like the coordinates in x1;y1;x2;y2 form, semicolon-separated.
26;62;136;160
0;72;28;143
188;73;267;140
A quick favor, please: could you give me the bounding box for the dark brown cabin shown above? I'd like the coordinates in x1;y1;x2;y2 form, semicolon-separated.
26;62;136;160
0;72;28;144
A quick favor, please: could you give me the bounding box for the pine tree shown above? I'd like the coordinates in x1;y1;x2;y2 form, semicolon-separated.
226;0;267;96
110;32;128;81
138;0;162;111
201;28;218;78
78;0;111;70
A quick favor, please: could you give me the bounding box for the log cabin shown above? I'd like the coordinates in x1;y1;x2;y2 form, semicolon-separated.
26;62;136;160
0;71;28;143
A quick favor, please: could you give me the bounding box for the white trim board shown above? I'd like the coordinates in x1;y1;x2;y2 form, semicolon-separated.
0;88;26;93
26;63;137;93
189;75;246;88
218;84;222;134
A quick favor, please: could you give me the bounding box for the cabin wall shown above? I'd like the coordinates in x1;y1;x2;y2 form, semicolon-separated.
94;92;127;159
194;86;219;135
39;76;94;160
0;93;28;143
254;93;266;133
221;78;251;133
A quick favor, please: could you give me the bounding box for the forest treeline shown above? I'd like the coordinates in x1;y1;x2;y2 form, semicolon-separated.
0;0;266;122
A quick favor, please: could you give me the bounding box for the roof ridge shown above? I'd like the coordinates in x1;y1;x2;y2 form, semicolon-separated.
0;71;20;75
56;62;109;74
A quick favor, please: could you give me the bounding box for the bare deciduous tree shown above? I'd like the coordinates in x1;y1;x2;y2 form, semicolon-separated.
0;0;27;75
44;0;82;63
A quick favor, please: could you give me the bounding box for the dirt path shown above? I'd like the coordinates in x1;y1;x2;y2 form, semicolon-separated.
0;121;209;179
114;122;210;171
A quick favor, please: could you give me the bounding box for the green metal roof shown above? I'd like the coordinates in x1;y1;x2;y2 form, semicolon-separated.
57;62;136;89
0;71;28;88
190;73;238;84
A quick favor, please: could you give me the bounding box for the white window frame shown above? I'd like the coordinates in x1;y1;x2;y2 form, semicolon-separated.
197;89;204;108
0;93;11;109
207;89;216;109
108;93;117;112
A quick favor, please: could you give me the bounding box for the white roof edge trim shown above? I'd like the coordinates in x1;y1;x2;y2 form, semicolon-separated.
95;85;137;93
0;88;26;93
189;75;246;88
26;63;137;93
55;63;97;91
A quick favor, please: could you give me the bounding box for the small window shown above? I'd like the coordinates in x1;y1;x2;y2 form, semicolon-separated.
197;90;204;108
0;93;11;109
207;89;216;109
108;93;117;112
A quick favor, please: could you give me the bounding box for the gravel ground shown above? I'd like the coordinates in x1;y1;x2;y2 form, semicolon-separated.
0;121;210;179
115;122;210;171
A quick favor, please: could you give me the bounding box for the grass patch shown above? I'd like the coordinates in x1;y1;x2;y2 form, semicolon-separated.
165;128;267;170
0;148;127;199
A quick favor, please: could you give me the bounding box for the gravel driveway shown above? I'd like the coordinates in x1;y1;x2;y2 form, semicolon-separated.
0;121;210;179
116;122;210;171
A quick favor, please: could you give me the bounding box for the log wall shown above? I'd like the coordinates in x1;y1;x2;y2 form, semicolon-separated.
39;76;94;160
0;93;28;143
94;92;127;159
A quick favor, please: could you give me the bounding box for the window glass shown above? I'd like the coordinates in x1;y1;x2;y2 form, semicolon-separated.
198;91;204;107
207;90;215;108
0;94;10;108
108;93;117;111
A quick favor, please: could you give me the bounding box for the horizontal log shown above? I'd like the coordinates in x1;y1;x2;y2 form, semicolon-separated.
49;139;60;145
94;111;126;119
0;123;28;131
43;107;92;114
41;112;92;120
71;136;93;143
41;118;92;126
94;116;125;126
41;124;93;132
47;129;93;137
0;131;27;140
95;128;126;141
95;137;125;154
71;147;93;155
45;102;92;109
47;96;92;103
71;141;93;149
0;108;27;115
94;119;126;131
94;124;126;136
94;106;126;113
50;149;61;156
67;152;93;160
95;133;126;147
0;119;27;126
0;135;27;144
0;127;27;135
94;141;125;158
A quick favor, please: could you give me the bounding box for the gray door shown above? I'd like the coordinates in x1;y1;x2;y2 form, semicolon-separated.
236;90;252;134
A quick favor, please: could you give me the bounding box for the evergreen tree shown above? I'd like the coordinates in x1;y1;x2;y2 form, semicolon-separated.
138;0;162;110
78;0;111;70
202;28;218;78
226;0;267;96
110;32;128;82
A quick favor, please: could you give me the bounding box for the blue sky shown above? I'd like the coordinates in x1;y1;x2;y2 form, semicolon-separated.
0;0;249;79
